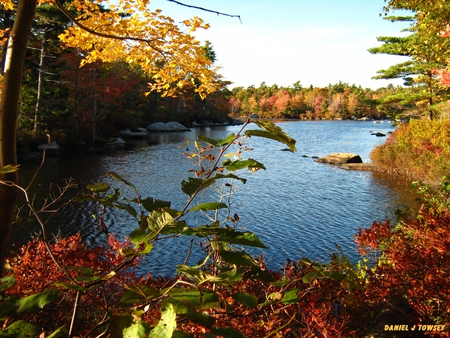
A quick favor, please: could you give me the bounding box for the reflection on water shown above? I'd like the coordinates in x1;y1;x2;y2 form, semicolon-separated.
13;121;417;276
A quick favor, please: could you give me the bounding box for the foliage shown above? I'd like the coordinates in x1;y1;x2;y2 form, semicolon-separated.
2;120;301;336
370;119;450;183
0;0;230;149
3;234;143;335
5;116;450;336
229;82;381;121
355;178;450;330
372;0;450;119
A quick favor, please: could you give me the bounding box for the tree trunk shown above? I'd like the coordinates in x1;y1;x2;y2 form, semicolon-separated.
0;0;36;278
34;31;48;133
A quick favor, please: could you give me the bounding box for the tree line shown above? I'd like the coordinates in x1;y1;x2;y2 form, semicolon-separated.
228;81;400;121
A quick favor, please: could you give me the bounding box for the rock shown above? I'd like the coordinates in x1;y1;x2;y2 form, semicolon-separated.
315;153;363;165
38;141;61;157
105;137;127;149
372;132;386;137
119;128;149;139
341;163;376;171
146;122;187;132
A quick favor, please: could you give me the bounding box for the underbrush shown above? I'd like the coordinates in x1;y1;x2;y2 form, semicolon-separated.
3;181;450;337
370;119;450;183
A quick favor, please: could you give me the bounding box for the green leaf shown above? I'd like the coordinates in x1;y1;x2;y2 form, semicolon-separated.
115;202;137;218
0;320;41;338
176;265;214;285
302;271;320;284
106;171;139;195
185;312;216;328
198;133;235;147
213;173;247;184
282;289;300;304
181;177;214;196
16;289;59;313
53;282;88;292
168;288;219;309
141;197;171;212
209;267;244;284
73;194;98;203
0;275;15;292
0;165;20;174
210;327;246;338
46;326;68;338
164;297;216;327
121;284;160;303
86;182;110;193
146;209;176;239
121;242;153;257
76;275;101;282
232;292;258;309
246;121;296;152
130;228;148;244
218;231;267;248
220;251;259;267
181;174;247;196
187;202;227;213
123;322;151;338
271;276;291;287
173;331;194;338
222;158;266;171
149;303;177;338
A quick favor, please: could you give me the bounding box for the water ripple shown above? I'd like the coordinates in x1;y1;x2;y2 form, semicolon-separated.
14;121;416;276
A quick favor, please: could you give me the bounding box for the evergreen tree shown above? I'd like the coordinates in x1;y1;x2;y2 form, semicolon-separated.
371;4;450;119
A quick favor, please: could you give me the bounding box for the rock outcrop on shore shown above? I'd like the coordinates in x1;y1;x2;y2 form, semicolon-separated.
315;153;376;171
315;153;363;165
146;122;188;132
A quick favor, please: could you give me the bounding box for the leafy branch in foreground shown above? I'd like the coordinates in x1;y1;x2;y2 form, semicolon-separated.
2;118;296;336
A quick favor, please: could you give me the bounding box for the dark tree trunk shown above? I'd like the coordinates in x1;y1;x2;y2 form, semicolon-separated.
0;0;36;278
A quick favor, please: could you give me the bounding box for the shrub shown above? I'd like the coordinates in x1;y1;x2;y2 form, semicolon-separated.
356;181;450;331
5;234;143;335
371;119;450;183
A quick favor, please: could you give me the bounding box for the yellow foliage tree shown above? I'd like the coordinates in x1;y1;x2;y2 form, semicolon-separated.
0;0;222;278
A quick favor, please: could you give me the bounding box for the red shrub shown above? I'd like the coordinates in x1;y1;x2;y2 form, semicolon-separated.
356;203;450;331
6;234;142;335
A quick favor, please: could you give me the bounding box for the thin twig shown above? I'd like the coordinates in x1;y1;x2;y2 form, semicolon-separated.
68;291;81;338
167;0;243;24
26;133;50;191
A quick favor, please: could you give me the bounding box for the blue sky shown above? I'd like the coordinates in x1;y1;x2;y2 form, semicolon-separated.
153;0;411;89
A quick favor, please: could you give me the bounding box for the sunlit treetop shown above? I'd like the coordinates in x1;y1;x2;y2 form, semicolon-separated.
1;0;222;98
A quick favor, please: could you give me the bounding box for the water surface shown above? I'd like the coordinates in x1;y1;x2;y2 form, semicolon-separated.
15;121;416;276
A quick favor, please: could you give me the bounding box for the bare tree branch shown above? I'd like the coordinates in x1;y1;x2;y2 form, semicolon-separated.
166;0;242;24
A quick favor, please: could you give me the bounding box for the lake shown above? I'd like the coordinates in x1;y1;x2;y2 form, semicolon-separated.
14;120;416;276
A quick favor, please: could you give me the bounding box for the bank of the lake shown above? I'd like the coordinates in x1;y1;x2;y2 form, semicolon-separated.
14;120;417;276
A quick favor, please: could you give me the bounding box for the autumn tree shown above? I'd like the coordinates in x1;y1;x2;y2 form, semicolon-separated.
0;0;224;278
372;1;450;119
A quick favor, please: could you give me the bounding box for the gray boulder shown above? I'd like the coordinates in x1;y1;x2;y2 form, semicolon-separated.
38;141;60;157
119;128;149;139
106;137;126;148
315;153;363;165
146;122;187;132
